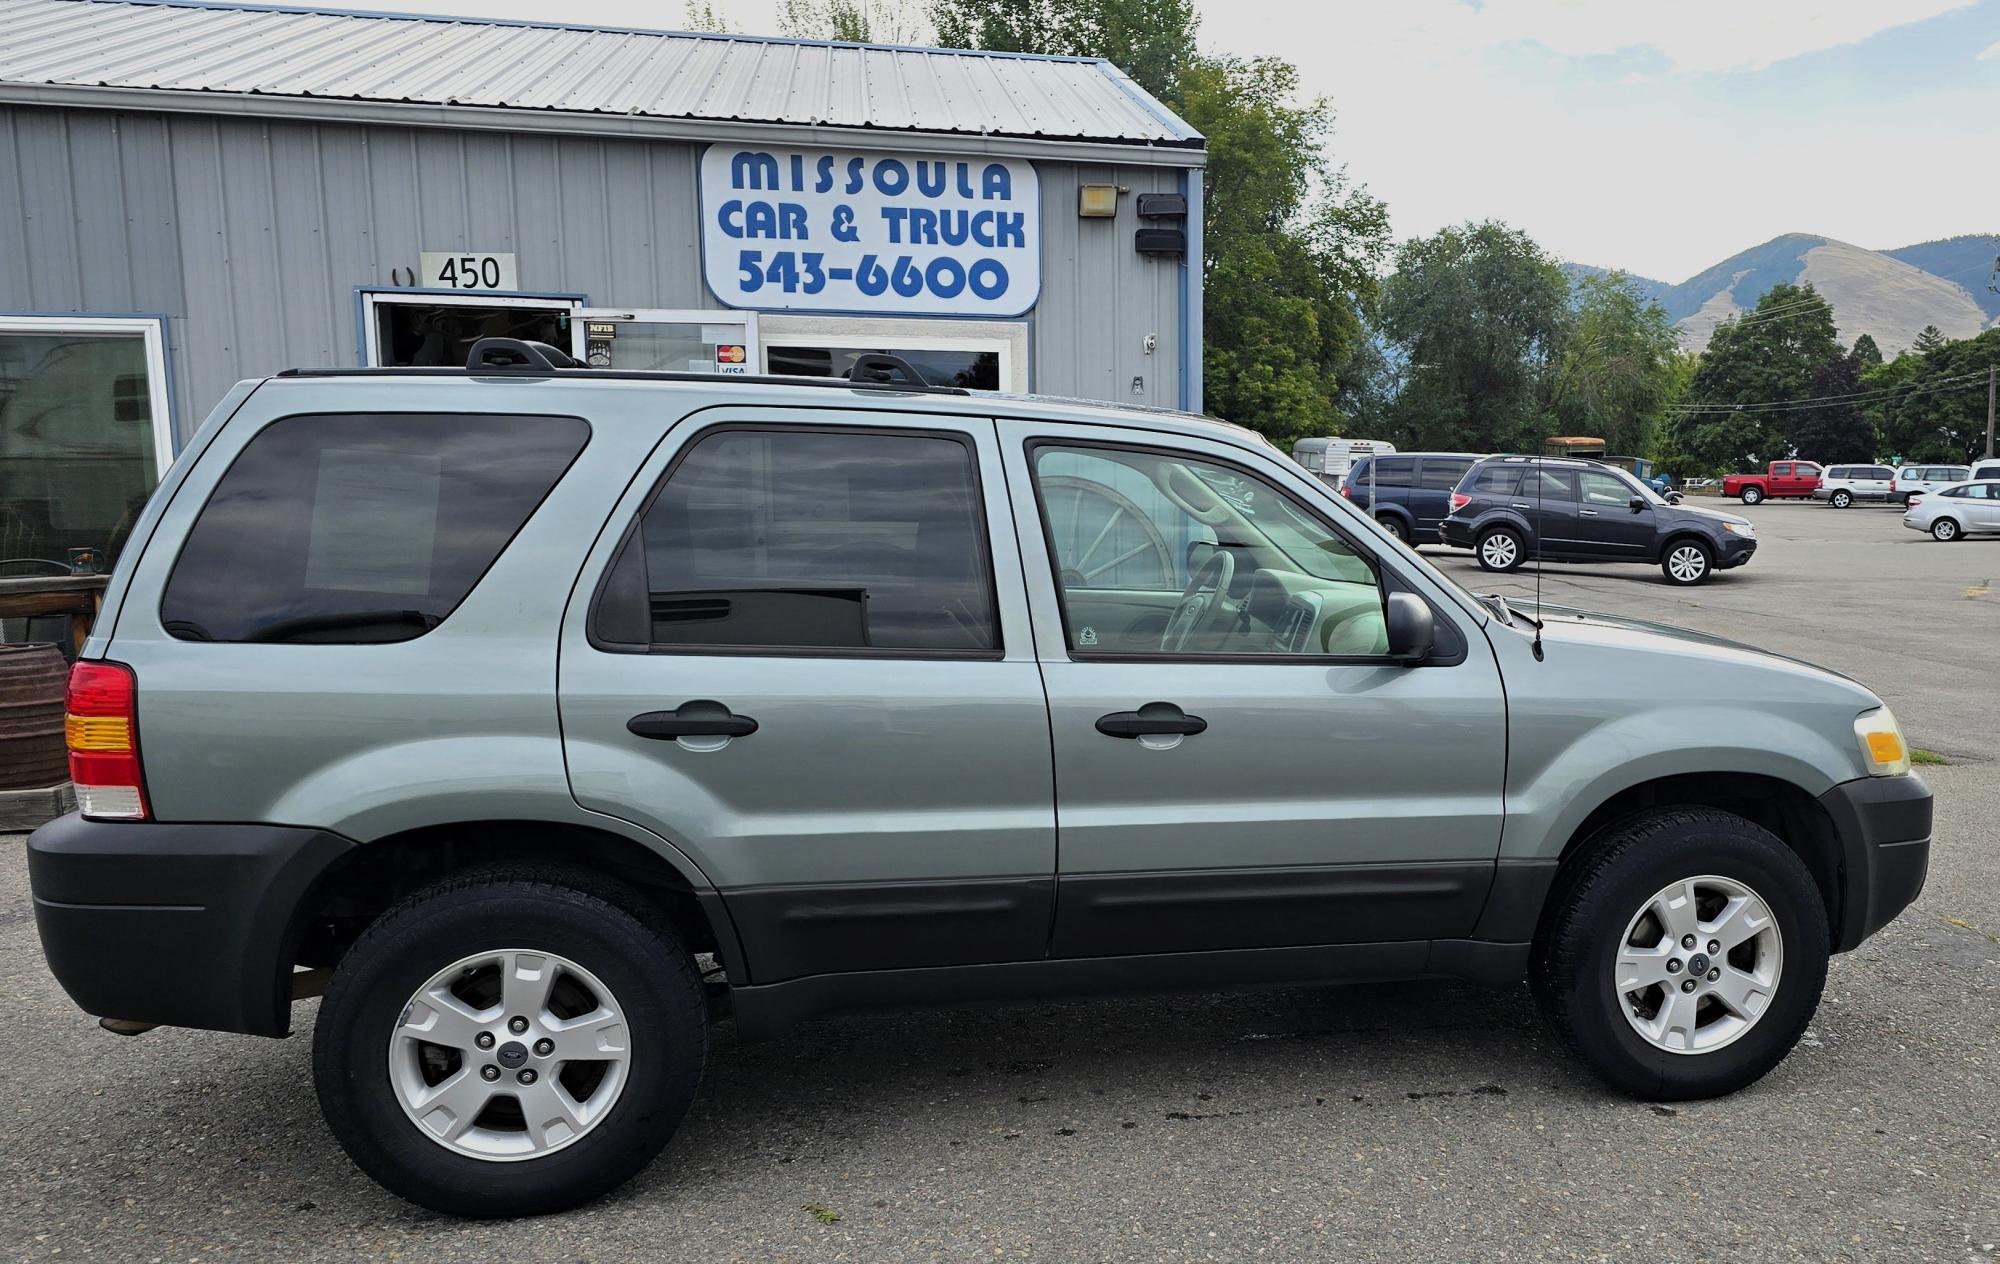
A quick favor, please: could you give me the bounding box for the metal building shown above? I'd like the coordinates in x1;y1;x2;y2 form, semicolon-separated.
0;0;1204;573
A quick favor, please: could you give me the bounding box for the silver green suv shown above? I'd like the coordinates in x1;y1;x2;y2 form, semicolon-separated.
28;346;1931;1216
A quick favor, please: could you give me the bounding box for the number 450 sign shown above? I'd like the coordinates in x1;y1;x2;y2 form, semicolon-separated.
419;251;519;292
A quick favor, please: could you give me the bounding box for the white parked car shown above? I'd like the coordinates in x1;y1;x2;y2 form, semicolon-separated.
1815;464;1897;508
1894;465;1971;505
1903;480;2000;540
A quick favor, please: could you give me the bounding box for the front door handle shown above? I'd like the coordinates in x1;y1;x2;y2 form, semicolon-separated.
1579;508;1599;516
1511;502;1533;509
628;702;759;740
1096;703;1208;739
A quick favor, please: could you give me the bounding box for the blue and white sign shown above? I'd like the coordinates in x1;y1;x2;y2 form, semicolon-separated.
700;146;1040;317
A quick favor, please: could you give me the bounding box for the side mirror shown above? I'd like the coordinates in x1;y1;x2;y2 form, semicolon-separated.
1385;592;1435;664
1628;496;1648;512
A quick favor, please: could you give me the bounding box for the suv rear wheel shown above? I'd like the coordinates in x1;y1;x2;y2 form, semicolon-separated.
1476;526;1525;572
1739;485;1764;505
313;869;706;1216
1830;489;1853;509
1530;808;1828;1100
1660;539;1712;585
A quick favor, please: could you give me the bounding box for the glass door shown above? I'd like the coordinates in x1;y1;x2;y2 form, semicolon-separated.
578;310;758;375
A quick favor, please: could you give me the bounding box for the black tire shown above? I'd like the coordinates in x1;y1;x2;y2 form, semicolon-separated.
1475;526;1526;572
1830;489;1852;508
1660;538;1712;585
1530;808;1828;1100
313;868;707;1217
1739;486;1763;505
1378;514;1409;543
1931;517;1960;542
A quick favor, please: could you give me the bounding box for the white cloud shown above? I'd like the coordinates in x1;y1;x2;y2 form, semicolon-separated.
1980;37;2000;58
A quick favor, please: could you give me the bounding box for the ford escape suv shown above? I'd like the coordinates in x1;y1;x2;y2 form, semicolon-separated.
29;346;1932;1217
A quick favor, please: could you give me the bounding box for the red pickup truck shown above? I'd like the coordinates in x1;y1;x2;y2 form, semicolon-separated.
1722;460;1822;504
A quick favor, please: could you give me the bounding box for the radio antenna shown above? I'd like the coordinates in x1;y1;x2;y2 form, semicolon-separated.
1531;450;1546;661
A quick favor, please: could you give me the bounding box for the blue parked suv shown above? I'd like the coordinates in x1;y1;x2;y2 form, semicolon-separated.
1342;452;1481;545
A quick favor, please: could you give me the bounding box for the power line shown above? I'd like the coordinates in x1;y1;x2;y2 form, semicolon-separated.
1667;368;1995;415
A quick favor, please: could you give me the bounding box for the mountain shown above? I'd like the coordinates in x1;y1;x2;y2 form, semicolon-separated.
1569;232;1998;354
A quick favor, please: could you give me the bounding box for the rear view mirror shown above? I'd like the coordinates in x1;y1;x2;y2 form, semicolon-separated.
1385;592;1434;664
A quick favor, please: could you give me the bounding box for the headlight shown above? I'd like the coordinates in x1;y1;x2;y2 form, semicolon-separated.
1723;520;1755;536
1854;707;1910;776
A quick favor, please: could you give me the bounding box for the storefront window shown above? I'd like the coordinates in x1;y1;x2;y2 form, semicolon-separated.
768;345;1000;390
0;324;166;574
371;300;575;367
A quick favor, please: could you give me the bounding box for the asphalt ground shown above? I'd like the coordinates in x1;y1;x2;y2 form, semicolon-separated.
3;496;1995;1263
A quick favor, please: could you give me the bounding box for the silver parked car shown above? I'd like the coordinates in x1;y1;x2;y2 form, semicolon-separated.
1903;480;2000;540
1894;465;1972;505
28;340;1932;1216
1815;463;1897;507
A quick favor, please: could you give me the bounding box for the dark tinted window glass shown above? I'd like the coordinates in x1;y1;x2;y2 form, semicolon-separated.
1470;465;1521;495
1522;469;1577;500
162;413;587;643
1370;457;1415;483
1867;466;1895;480
613;428;996;653
1418;458;1472;490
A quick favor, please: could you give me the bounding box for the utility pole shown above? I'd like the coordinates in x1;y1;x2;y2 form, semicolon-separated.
1988;364;1996;460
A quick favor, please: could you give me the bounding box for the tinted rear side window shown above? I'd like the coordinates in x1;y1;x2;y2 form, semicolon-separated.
161;413;588;643
1418;458;1472;490
597;427;997;655
1469;465;1520;495
1371;457;1415;484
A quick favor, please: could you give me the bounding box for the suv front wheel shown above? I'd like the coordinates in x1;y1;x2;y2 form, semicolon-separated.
1530;808;1829;1100
313;869;707;1216
1660;539;1712;585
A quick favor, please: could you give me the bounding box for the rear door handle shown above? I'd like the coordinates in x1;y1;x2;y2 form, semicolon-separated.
1096;703;1208;739
628;702;759;740
1579;509;1599;516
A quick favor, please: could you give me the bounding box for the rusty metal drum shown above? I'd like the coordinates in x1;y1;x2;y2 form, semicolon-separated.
0;642;68;790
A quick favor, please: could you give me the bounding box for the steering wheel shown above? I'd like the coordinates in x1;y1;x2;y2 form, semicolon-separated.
1159;548;1237;653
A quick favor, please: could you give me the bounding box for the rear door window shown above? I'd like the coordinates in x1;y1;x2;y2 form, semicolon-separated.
1370;457;1415;484
1774;463;1793;477
595;426;998;655
1418;458;1471;490
161;412;588;643
1469;465;1520;496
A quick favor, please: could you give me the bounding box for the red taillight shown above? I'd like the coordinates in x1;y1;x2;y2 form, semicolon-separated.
1888;479;1897;491
65;660;147;820
1341;484;1352;499
1908;496;1922;507
1450;492;1472;512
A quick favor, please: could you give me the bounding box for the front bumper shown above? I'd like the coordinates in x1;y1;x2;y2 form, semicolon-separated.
1817;773;1932;952
27;813;355;1036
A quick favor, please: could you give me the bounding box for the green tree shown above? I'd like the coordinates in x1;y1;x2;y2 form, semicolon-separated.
1181;57;1389;443
1376;221;1572;453
780;0;930;42
1786;350;1876;464
1546;270;1682;458
1912;324;1948;356
681;1;732;31
927;0;1196;100
1877;328;2000;462
1851;332;1883;368
1666;283;1841;471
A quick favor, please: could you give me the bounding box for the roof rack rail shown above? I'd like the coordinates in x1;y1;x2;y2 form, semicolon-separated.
467;337;582;370
273;363;973;396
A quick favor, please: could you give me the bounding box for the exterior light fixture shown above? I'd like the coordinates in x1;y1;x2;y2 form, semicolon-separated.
1077;184;1120;218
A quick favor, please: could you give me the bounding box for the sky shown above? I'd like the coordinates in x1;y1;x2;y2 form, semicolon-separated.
296;0;2000;283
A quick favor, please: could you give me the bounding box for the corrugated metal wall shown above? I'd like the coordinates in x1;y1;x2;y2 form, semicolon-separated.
0;102;1190;440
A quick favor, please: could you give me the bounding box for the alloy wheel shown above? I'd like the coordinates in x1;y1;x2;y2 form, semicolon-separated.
389;949;632;1161
1614;875;1784;1054
1480;532;1519;569
1933;519;1958;541
1665;544;1707;583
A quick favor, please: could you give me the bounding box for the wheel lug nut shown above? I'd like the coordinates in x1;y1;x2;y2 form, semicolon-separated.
1681;935;1697;949
509;1016;529;1034
1680;979;1697;993
534;1038;554;1057
1707;968;1721;982
481;1065;500;1082
1666;959;1683;974
1707;940;1720;954
517;1069;537;1085
475;1032;494;1049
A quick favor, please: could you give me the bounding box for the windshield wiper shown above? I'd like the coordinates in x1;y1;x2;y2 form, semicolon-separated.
1475;592;1541;629
245;609;443;642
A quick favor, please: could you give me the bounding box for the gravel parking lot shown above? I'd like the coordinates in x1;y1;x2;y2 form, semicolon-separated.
3;498;1995;1263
